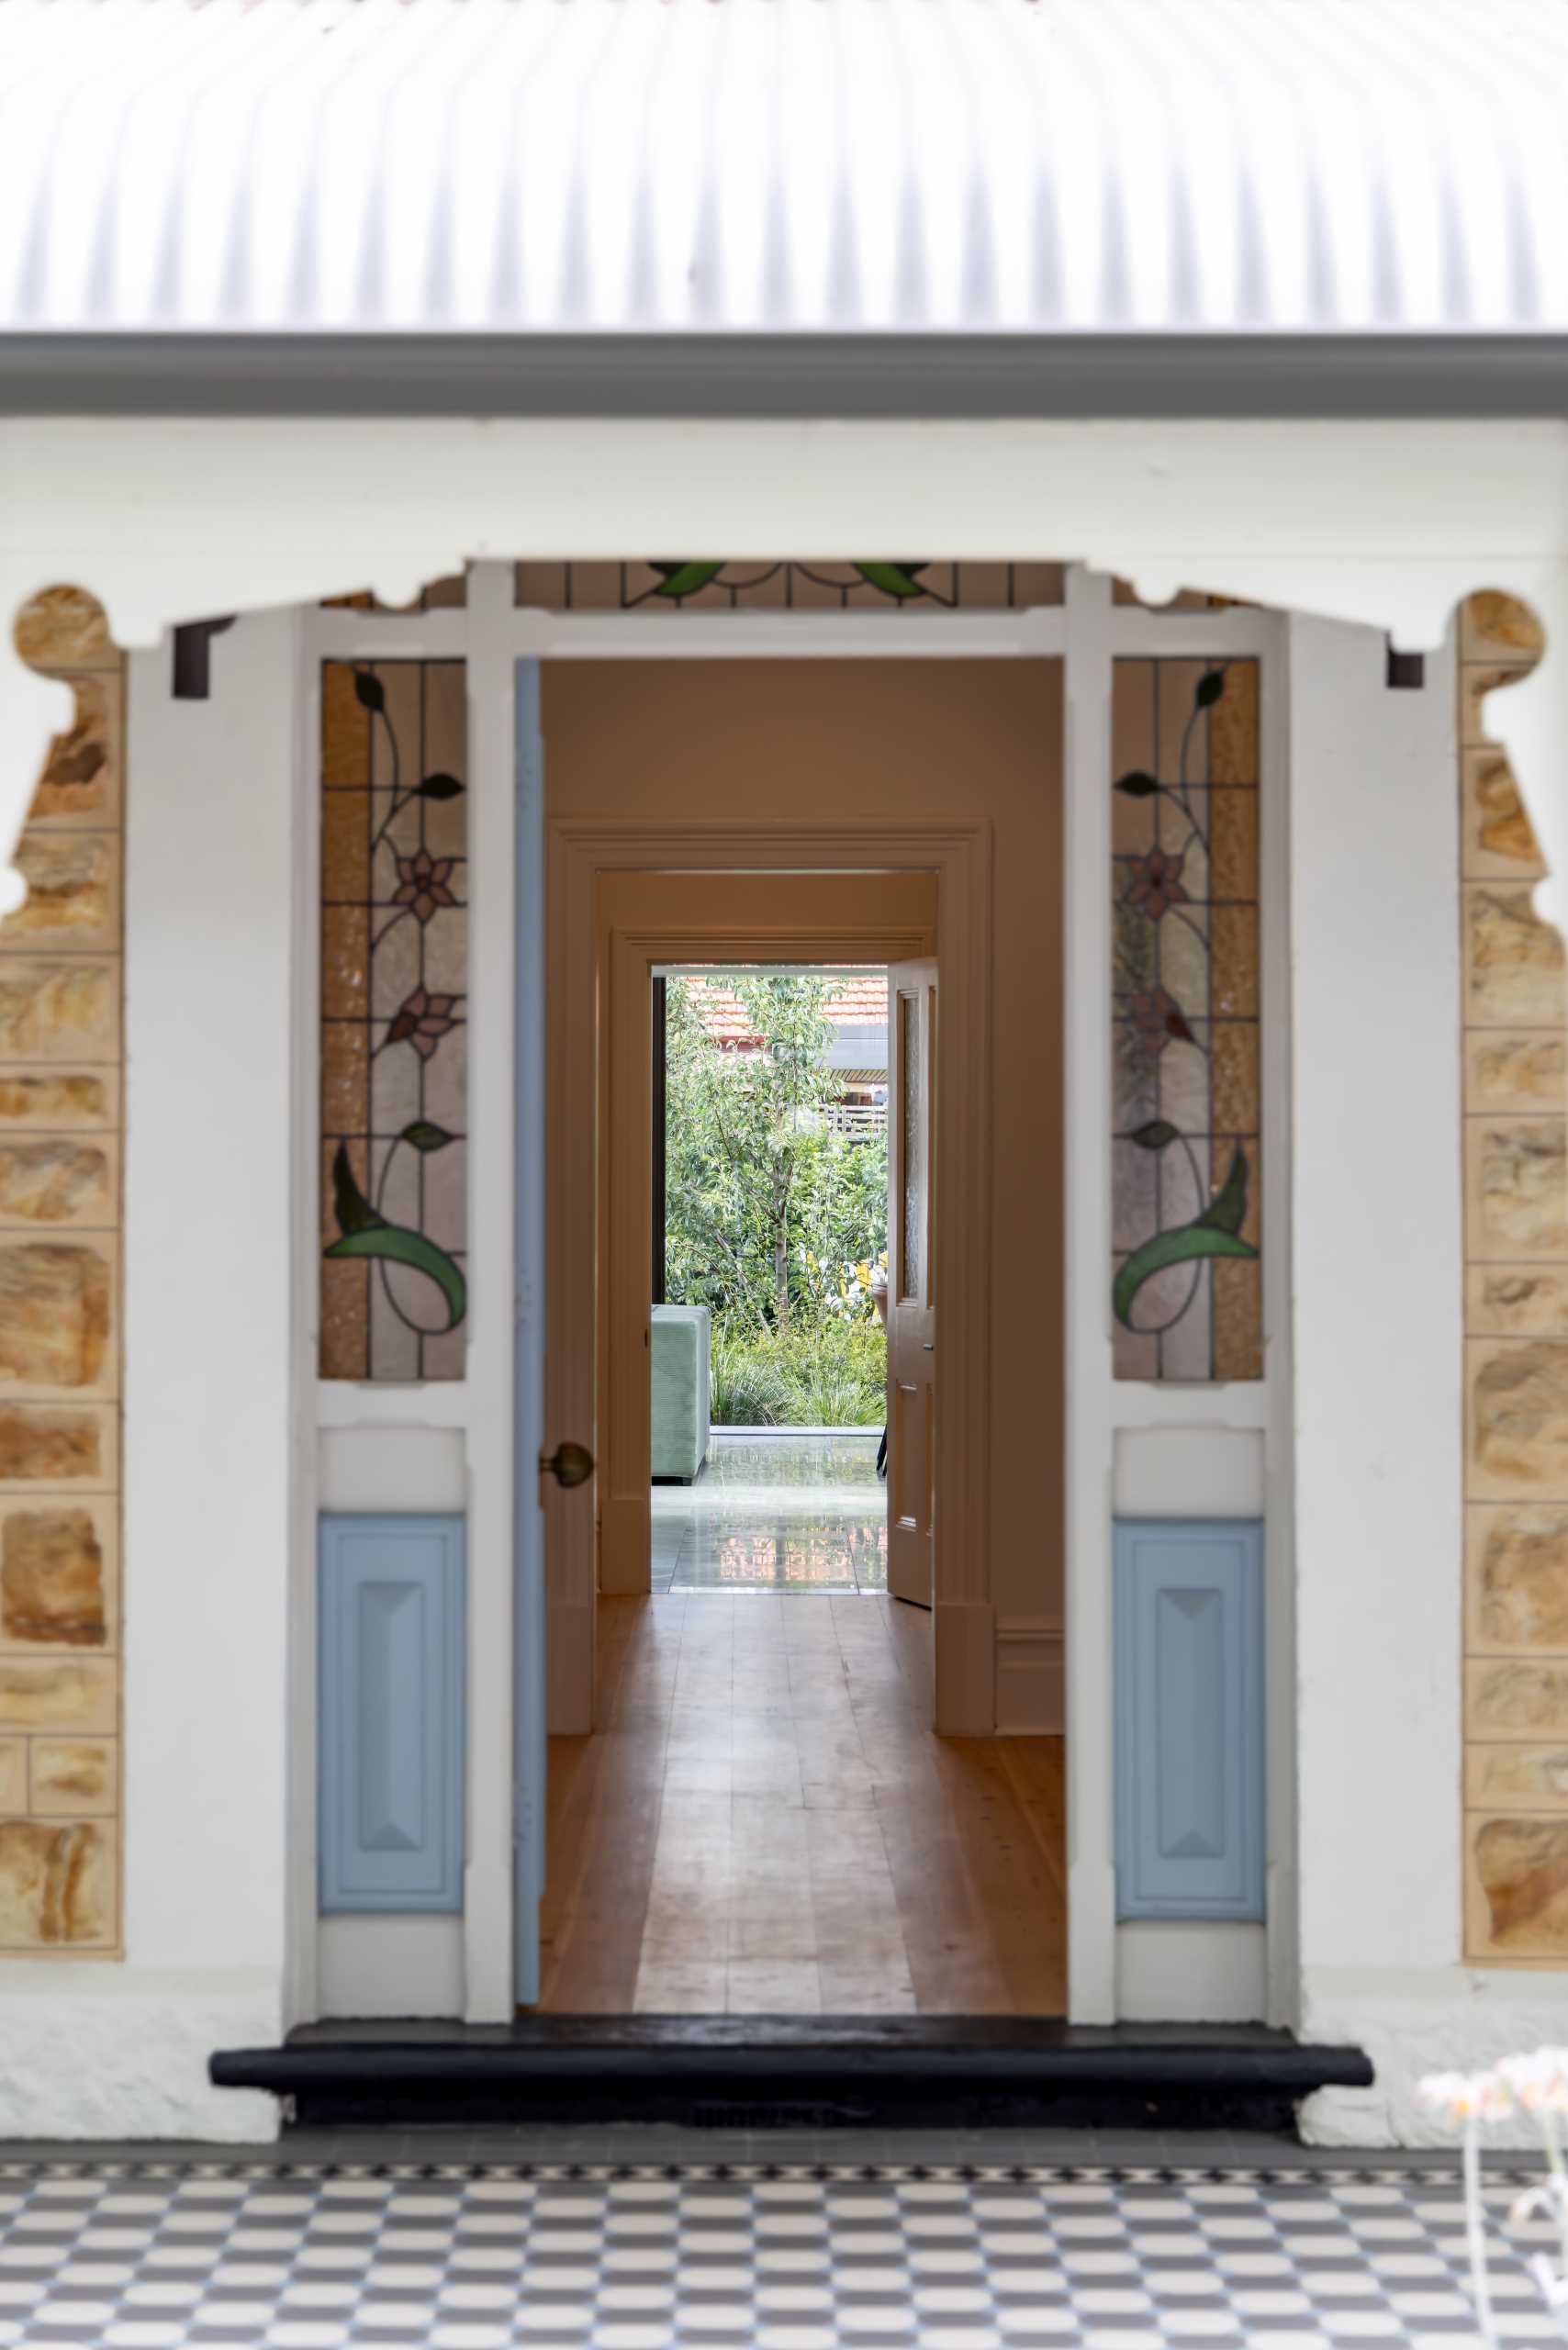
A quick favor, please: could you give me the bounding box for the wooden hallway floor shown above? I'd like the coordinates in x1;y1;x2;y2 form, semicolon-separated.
536;1593;1067;2017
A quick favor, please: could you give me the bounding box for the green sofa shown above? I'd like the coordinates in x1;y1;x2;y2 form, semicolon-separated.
651;1304;711;1483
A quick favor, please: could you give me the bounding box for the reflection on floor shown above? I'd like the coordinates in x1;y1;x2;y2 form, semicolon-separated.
652;1430;886;1594
538;1589;1068;2017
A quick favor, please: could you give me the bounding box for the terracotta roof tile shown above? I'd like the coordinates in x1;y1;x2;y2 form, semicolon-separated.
679;973;887;1048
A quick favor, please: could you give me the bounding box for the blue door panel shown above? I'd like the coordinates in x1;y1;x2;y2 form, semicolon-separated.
319;1514;465;1913
1114;1518;1264;1921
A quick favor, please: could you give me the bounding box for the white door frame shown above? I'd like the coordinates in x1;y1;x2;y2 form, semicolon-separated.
294;568;1290;2028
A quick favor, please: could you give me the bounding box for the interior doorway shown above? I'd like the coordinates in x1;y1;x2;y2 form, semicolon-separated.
650;962;896;1604
596;874;937;1607
537;657;1066;2018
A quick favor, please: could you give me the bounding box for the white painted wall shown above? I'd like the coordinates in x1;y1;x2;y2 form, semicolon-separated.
0;614;299;2140
1282;616;1567;2147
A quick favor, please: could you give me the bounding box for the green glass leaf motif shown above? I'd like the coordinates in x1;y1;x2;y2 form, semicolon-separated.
1112;1143;1258;1329
1194;1141;1249;1237
325;1227;467;1333
853;562;929;601
353;668;386;712
1194;668;1226;709
400;1120;455;1153
325;1142;467;1330
1114;769;1159;799
331;1141;385;1237
1128;1118;1180;1151
417;772;465;801
651;563;725;599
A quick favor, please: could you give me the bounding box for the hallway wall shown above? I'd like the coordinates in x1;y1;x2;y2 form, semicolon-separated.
543;660;1065;1710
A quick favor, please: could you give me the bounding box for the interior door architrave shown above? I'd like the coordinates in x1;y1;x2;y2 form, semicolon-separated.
601;875;938;1604
547;818;994;1739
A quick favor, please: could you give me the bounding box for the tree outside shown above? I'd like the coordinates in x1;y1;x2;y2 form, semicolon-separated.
664;973;889;1427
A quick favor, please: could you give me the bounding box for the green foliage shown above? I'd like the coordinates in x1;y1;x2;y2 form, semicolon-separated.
665;973;888;1334
708;1319;887;1428
708;1323;795;1427
664;972;890;1427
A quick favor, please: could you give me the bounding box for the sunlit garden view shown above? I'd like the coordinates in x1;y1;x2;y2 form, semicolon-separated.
664;973;889;1427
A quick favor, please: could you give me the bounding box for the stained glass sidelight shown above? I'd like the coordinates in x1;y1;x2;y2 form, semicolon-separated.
1111;658;1262;1382
320;662;468;1381
515;561;1065;611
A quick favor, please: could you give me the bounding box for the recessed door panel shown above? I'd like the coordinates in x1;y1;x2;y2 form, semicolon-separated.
887;959;936;1610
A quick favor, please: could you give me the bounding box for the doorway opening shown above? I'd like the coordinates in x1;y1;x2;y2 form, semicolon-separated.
540;822;1066;2019
651;963;893;1604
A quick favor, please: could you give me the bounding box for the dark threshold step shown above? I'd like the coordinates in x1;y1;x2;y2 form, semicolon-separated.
211;2020;1372;2135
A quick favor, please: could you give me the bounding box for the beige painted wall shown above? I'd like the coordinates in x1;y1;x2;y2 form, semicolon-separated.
543;658;1064;1635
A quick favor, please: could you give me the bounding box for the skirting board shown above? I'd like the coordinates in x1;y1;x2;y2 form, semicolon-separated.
995;1617;1065;1734
318;1917;464;2022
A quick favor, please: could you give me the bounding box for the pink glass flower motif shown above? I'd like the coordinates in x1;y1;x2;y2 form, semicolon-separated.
386;988;457;1060
1126;845;1189;921
392;848;457;924
1128;986;1195;1055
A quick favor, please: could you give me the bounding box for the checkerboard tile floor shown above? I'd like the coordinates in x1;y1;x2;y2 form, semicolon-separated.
0;2156;1551;2348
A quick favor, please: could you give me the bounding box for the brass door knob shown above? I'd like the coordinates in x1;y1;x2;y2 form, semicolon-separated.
540;1440;595;1489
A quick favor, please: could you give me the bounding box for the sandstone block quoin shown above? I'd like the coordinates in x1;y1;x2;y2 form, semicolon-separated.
1476;1121;1568;1255
1468;1267;1568;1338
1468;1033;1567;1113
1470;1658;1568;1738
1473;1815;1568;1955
0;1140;109;1226
0;1076;110;1130
0;1406;105;1485
0;1658;115;1732
0;1507;105;1648
1471;1342;1568;1494
6;581;122;1957
31;677;110;825
0;964;115;1062
29;1738;114;1817
0;1246;110;1391
0;1818;110;1947
1468;887;1568;1026
1468;1743;1568;1809
1473;1506;1568;1648
1466;746;1542;874
12;588;113;672
6;836;115;947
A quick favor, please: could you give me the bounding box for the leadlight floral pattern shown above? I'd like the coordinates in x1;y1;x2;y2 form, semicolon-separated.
514;561;1065;611
320;662;468;1380
1112;658;1262;1381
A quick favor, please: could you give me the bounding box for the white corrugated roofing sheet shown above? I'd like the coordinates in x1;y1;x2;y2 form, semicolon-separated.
2;0;1567;337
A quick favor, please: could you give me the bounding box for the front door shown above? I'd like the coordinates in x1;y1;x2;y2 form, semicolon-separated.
887;957;936;1610
514;659;548;2004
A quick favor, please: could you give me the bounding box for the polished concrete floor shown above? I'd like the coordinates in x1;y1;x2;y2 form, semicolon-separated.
652;1432;887;1595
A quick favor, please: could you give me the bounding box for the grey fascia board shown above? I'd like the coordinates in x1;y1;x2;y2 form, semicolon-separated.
3;332;1568;419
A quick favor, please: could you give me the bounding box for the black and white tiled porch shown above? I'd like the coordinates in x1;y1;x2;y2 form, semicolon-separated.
0;2130;1546;2349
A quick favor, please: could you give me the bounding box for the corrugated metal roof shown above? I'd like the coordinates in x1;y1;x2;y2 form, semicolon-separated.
3;0;1567;337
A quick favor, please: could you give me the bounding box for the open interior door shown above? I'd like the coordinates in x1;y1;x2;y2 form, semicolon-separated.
887;957;936;1610
513;658;547;2005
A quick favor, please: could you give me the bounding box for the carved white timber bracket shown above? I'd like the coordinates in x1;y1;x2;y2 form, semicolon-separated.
2;415;1565;928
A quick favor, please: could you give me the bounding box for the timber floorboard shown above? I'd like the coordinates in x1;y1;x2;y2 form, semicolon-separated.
535;1593;1067;2018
